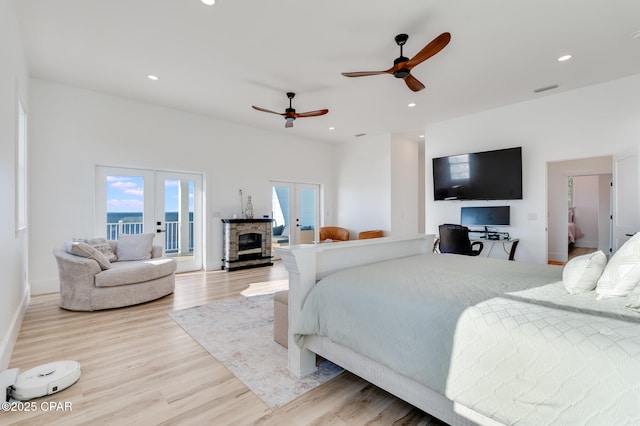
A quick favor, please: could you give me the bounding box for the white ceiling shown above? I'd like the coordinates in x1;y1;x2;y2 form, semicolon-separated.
14;0;640;144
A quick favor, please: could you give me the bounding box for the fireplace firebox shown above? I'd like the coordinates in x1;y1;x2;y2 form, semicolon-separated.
238;232;262;259
222;218;273;271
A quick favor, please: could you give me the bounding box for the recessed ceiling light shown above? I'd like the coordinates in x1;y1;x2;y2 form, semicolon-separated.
201;0;215;5
557;54;572;62
419;135;424;138
329;127;335;130
408;103;416;108
147;74;159;81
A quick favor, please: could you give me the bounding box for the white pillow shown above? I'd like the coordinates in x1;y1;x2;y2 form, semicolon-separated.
596;233;640;298
65;241;112;270
562;250;606;294
116;233;155;261
73;236;117;262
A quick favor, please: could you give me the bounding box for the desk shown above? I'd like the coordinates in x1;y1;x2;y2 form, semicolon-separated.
471;237;519;261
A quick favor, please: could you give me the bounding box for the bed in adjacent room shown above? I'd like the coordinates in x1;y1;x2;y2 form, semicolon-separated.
277;234;640;426
568;207;584;246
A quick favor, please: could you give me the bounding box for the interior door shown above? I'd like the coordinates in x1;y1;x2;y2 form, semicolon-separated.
96;166;203;272
612;148;639;252
271;182;320;252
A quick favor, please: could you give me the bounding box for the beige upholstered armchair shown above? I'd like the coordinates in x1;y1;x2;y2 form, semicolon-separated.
54;238;176;311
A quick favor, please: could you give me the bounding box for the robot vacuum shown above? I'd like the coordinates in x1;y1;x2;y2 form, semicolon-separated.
11;360;81;401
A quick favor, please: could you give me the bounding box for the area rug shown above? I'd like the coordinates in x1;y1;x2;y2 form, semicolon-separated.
169;293;343;410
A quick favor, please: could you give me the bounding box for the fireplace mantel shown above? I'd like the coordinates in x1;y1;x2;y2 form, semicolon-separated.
221;218;273;223
222;218;273;271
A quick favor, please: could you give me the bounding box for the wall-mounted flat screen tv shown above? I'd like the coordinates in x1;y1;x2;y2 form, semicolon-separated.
433;147;523;200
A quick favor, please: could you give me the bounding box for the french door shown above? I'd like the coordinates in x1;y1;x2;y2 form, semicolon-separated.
95;166;203;272
271;182;320;252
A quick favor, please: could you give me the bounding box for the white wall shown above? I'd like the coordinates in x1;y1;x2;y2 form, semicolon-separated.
391;136;419;236
425;74;640;264
0;0;30;368
334;134;391;237
28;79;336;294
334;133;420;239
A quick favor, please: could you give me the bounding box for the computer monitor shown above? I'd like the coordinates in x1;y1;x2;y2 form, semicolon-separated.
460;206;510;227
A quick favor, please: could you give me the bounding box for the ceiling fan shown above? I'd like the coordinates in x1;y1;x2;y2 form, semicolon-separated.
342;32;451;92
252;92;329;128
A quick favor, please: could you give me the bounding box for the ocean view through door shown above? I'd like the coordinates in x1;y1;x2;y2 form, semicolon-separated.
96;166;203;273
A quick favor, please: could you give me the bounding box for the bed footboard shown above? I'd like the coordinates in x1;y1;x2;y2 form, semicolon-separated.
276;234;434;377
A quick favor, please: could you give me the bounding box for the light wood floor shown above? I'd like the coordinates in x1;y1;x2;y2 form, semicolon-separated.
7;261;444;425
568;246;598;260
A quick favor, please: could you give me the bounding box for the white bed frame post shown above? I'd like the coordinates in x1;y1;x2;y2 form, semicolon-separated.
278;245;318;377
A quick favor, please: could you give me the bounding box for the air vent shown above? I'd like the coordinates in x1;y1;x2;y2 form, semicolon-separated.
354;133;367;137
533;84;559;93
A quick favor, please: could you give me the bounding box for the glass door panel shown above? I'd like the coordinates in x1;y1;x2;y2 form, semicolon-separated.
96;167;154;242
272;185;291;250
157;171;202;272
297;185;318;244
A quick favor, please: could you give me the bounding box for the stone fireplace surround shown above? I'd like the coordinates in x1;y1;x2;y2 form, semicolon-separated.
222;218;273;271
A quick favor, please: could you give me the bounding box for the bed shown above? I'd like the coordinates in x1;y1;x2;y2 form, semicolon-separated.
276;235;640;425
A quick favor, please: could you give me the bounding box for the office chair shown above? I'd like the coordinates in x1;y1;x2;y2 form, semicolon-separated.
437;224;484;256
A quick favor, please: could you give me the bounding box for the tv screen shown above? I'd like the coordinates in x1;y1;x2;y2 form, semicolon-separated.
432;147;523;200
461;206;510;227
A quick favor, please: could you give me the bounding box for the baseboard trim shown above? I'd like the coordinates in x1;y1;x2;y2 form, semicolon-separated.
31;278;59;295
1;284;30;369
547;251;566;263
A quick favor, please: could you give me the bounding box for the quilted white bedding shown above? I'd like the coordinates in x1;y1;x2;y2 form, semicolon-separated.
446;291;640;425
294;252;640;425
294;253;563;396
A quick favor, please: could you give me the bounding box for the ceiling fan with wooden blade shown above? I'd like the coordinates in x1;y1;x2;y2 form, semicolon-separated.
342;32;451;92
252;92;329;128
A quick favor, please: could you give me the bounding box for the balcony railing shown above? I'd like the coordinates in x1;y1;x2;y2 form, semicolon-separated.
107;221;194;254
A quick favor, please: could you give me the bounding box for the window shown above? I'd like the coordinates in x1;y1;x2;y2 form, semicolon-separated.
16;98;27;232
568;176;574;208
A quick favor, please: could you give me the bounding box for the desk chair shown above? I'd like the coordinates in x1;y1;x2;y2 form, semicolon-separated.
437;224;484;256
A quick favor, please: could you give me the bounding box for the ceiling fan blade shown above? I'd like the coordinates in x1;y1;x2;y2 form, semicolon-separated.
341;70;391;78
294;109;329;118
405;32;451;70
252;105;285;116
404;74;425;92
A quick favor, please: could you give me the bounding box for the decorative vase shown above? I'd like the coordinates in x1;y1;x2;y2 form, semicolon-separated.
245;195;254;219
